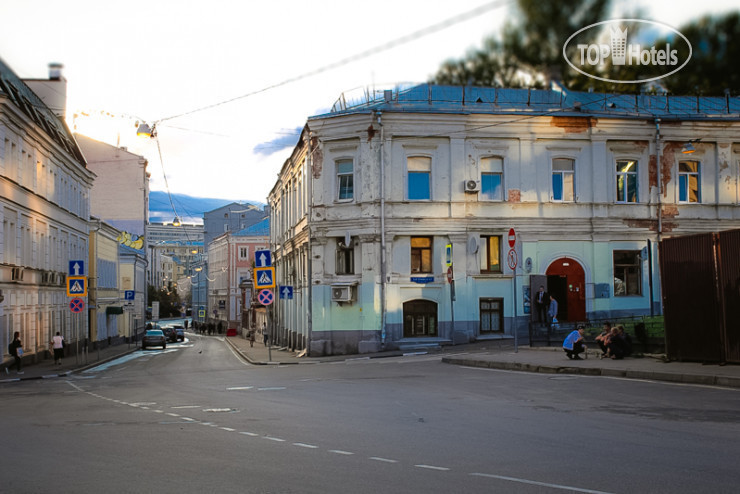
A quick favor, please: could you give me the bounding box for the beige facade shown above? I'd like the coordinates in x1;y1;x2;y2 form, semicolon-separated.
89;221;122;345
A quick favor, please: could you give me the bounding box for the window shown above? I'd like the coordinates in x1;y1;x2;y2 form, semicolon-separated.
480;298;504;333
336;238;354;275
408;156;431;200
552;158;575;201
337;160;354;201
613;250;641;296
403;300;438;337
411;237;432;274
678;160;700;203
480;236;501;273
239;247;249;260
481;157;503;201
616;160;638;203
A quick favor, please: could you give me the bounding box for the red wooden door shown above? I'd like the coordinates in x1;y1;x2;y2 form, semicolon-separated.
546;258;586;321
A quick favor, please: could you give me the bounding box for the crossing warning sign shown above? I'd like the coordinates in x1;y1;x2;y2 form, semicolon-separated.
254;267;275;289
67;276;87;297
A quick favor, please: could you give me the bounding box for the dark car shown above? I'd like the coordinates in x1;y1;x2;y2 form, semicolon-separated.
170;324;185;342
160;325;177;343
142;329;166;350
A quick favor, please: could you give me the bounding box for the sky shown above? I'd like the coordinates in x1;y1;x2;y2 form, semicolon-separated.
1;0;737;205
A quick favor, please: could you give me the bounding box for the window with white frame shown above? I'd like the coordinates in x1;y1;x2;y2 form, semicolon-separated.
480;235;502;273
552;158;575;201
616;160;638;203
407;156;431;200
678;160;701;203
336;160;354;201
480;157;503;201
336;237;355;275
239;247;249;260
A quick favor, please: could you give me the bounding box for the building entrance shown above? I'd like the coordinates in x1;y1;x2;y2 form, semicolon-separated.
545;257;586;322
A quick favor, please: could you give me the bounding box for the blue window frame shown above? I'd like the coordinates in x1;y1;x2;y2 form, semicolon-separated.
407;156;431;200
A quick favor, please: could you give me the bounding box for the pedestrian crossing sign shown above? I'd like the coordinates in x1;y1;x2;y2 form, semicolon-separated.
254;267;275;289
67;276;87;297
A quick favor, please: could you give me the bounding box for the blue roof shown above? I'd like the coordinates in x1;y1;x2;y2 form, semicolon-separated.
235;218;269;236
315;84;740;121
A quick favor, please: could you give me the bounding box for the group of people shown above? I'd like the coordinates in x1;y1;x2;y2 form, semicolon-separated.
595;322;633;359
562;321;634;360
6;331;65;375
534;285;559;330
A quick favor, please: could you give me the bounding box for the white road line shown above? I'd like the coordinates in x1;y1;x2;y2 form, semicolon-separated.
181;417;195;422
172;405;201;409
369;457;398;463
469;473;615;494
415;464;450;471
166;413;180;417
227;386;254;390
152;410;164;414
293;443;318;449
239;432;259;437
257;387;286;391
220;427;236;432
329;450;354;455
264;436;286;442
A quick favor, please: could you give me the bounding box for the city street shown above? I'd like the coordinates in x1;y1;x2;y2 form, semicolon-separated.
2;333;738;494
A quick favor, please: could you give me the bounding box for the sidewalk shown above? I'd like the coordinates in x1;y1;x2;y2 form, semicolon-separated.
4;333;739;390
1;342;139;383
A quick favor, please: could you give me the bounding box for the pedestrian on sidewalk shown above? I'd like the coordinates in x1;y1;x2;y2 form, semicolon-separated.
9;331;23;374
563;325;586;360
547;295;559;331
51;331;65;365
262;323;269;346
248;328;255;347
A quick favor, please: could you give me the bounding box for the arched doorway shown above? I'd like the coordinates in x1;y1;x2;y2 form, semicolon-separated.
546;258;586;322
403;300;438;337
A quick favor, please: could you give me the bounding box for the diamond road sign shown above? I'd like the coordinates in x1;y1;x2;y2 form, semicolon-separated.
67;276;87;297
254;267;275;289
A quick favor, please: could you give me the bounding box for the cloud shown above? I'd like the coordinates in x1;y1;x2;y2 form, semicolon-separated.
252;127;302;156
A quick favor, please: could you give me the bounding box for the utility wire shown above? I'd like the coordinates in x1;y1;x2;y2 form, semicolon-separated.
154;0;510;124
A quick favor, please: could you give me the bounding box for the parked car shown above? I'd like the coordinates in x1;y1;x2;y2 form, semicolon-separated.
142;330;166;350
170;324;185;342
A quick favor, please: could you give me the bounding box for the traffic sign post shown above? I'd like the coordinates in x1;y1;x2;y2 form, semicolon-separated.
254;267;275;289
508;228;518;353
258;289;274;305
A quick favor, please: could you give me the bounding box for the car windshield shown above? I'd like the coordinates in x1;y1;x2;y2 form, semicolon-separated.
145;330;164;336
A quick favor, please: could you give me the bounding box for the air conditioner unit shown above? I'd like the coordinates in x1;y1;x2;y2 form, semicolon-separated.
41;271;52;284
463;180;480;193
331;283;355;303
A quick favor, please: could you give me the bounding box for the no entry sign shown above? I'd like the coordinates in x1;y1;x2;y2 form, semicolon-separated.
508;228;516;248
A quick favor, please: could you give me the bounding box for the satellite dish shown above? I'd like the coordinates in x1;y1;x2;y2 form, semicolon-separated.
468;236;478;254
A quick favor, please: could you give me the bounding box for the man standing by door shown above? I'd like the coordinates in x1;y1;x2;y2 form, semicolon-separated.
534;285;549;326
547;295;559;331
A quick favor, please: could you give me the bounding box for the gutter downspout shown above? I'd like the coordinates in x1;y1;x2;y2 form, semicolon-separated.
306;129;313;356
655;118;663;240
378;112;387;348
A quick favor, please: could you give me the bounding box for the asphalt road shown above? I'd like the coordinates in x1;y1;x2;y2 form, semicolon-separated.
2;333;739;494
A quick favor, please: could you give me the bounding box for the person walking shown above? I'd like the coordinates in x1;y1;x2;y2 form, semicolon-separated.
534;285;549;326
9;331;23;374
547;295;559;330
262;323;269;346
248;328;255;347
51;331;65;365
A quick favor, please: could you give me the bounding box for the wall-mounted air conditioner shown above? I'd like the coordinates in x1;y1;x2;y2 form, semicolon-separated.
463;180;480;193
331;283;356;303
11;267;24;281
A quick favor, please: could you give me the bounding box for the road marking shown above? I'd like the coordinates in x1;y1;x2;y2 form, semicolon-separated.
415;464;450;471
264;436;286;442
293;443;318;449
240;432;259;437
172;405;201;409
220;427;236;432
227;386;254;390
329;450;354;455
166;413;180;417
469;473;615;494
370;457;398;463
257;387;286;391
203;408;234;412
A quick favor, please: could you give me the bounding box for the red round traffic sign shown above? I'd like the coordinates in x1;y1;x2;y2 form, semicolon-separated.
446;266;454;284
258;289;274;305
508;228;516;248
507;248;518;270
70;298;85;313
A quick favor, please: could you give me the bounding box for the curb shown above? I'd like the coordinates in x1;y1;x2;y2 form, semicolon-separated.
441;357;740;389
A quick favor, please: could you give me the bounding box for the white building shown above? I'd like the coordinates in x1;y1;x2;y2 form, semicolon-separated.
1;59;94;366
270;84;740;356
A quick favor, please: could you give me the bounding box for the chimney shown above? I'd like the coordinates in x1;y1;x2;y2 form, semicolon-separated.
48;62;64;80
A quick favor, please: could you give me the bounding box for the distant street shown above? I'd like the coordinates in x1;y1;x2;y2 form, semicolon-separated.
2;333;739;494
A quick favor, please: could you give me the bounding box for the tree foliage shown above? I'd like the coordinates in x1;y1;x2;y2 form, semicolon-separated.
431;0;740;96
147;284;182;318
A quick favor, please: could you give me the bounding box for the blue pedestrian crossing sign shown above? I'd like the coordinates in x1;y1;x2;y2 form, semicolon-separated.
67;276;87;297
255;249;272;268
279;286;293;300
254;267;275;289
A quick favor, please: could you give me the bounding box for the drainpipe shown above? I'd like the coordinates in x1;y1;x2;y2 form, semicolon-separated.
306;129;313;356
655;119;663;240
378;112;387;348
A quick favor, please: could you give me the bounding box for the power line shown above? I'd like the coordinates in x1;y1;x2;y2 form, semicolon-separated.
153;0;510;124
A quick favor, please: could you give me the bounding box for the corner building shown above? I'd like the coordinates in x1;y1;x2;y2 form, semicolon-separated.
269;85;740;357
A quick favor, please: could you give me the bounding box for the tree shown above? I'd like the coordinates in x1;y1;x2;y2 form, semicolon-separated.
147;284;182;318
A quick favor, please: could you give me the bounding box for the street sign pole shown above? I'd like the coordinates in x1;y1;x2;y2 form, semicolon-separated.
509;228;518;353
